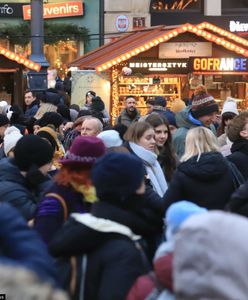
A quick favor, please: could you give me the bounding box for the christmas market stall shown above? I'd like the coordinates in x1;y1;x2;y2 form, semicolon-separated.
69;22;248;123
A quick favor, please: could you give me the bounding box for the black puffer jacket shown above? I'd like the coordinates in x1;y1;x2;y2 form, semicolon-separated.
227;181;248;217
227;139;248;180
163;152;235;211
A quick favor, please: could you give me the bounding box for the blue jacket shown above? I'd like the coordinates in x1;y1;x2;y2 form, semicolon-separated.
0;158;51;220
0;202;58;286
24;100;39;118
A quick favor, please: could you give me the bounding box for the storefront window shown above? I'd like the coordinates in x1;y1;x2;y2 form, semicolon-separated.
222;0;248;14
150;0;202;12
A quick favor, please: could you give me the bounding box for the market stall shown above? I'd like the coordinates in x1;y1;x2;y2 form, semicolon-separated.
69;22;248;123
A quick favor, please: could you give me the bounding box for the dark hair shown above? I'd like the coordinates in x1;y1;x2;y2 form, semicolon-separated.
146;113;177;182
217;112;237;137
24;89;36;98
125;95;136;101
86;91;96;99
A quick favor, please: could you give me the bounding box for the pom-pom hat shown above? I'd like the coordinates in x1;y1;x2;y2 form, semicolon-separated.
191;92;218;118
60;136;106;166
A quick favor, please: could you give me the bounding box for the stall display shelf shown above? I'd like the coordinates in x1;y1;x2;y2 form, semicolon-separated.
119;93;179;96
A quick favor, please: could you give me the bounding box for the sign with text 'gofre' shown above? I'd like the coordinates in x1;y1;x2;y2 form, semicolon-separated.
23;1;83;20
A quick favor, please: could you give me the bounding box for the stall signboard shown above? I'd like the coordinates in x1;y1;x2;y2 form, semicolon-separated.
0;3;24;17
23;1;83;20
128;59;189;74
230;21;248;33
190;57;248;73
159;42;212;59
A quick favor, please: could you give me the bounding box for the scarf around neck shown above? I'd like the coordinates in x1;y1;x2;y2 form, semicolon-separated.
129;142;168;197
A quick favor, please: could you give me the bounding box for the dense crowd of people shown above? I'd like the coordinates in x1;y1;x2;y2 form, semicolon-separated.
0;78;248;300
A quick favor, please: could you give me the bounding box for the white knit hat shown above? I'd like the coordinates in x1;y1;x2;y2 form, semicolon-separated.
221;97;239;115
4;126;23;156
97;130;122;148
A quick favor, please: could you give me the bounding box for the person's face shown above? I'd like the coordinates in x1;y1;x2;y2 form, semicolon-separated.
198;112;217;126
126;98;136;112
24;92;36;106
154;124;169;147
147;104;154;114
81;119;99;136
86;94;93;105
0;124;9;138
240;121;248;140
137;128;156;152
33;125;40;135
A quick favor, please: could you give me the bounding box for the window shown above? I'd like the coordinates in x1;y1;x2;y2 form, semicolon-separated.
222;0;248;14
150;0;202;12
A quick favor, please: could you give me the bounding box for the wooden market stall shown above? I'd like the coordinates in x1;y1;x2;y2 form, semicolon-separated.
69;22;248;123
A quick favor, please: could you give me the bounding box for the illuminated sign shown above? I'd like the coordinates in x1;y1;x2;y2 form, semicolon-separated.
191;57;248;72
230;21;248;33
128;59;188;74
23;1;83;20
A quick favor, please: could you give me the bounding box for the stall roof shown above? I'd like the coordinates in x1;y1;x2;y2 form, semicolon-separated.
0;46;41;71
69;22;248;72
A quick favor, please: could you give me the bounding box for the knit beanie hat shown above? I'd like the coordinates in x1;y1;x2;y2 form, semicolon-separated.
92;152;144;197
97;130;122;148
191;92;218;118
36;126;59;151
166;201;207;235
60;136;106;166
3;126;22;156
14;135;54;171
170;98;186;113
221;97;239;116
0;114;10;127
39;112;64;129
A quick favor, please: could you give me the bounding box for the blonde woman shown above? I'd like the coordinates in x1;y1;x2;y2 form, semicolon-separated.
164;126;235;211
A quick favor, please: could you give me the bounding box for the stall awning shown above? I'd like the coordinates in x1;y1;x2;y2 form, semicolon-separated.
0;46;41;71
69;22;248;72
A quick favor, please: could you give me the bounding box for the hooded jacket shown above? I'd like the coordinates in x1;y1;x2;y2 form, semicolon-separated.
173;106;217;158
163;152;235;211
115;108;140;127
174;211;248;300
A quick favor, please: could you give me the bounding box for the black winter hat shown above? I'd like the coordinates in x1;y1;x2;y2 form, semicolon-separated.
154;96;166;107
92;152;144;197
91;96;105;112
0;114;10;127
14;135;54;171
39;112;64;129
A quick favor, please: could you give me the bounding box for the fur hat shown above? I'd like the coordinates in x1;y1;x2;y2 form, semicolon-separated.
3;126;22;156
60;136;106;166
166;201;207;235
14;135;54;171
92;152;144;197
97;130;122;148
191;92;218;118
170;98;186;113
38;112;63;129
221;97;239;116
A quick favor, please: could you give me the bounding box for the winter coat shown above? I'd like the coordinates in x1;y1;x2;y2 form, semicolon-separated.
34;182;89;244
163;152;235;211
49;204;150;300
226;180;248;217
115;108;140;127
24;100;39;118
174;211;248;300
227;139;248;180
0;202;58;287
173;106;217;158
0;158;51;220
